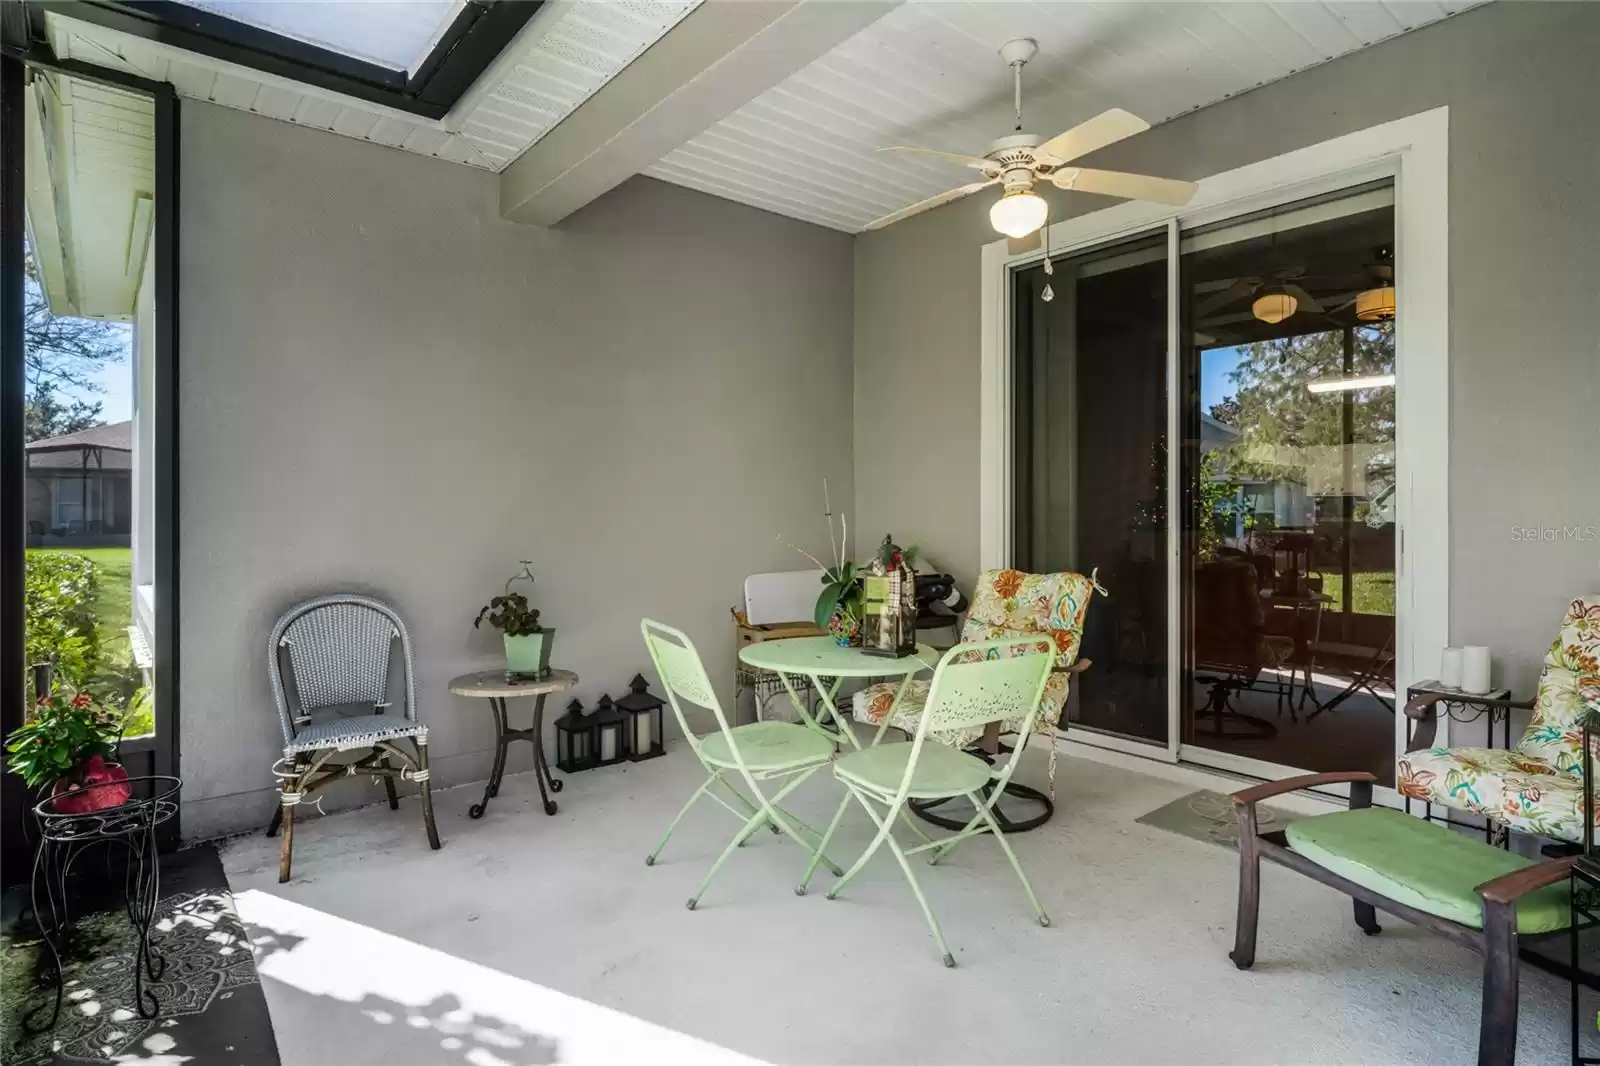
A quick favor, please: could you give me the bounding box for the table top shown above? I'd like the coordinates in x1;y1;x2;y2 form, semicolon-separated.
1407;679;1514;702
449;668;578;698
738;636;938;677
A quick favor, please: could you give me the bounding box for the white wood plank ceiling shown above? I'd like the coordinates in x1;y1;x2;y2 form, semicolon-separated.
44;1;701;172
644;0;1484;233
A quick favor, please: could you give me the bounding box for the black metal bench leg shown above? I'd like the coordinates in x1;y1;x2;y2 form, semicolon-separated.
1353;899;1382;935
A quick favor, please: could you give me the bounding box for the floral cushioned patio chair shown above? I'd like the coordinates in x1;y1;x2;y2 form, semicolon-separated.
1399;595;1600;842
851;568;1103;793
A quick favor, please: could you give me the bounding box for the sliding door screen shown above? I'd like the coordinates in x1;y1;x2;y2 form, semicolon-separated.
1013;230;1169;745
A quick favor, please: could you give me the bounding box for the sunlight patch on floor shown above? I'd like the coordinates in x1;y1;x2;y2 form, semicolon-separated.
234;890;768;1066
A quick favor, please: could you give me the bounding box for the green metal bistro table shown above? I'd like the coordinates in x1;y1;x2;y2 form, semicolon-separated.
737;636;937;748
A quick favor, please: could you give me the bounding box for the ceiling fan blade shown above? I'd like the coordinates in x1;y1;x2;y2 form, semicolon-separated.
878;146;998;173
1008;231;1043;255
863;180;998;232
1281;283;1324;313
1053;167;1197;206
1035;108;1149;165
1193;278;1259;317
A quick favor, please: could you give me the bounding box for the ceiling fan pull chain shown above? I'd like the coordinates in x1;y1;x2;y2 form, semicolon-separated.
1041;218;1054;302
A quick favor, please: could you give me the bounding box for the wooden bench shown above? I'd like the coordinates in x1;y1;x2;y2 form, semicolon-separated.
1230;772;1575;1066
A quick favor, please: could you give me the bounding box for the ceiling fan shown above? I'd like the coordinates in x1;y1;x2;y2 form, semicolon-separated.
865;38;1197;239
1194;268;1326;325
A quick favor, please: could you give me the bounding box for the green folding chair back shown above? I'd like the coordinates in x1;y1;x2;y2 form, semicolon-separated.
804;636;1056;966
639;619;843;908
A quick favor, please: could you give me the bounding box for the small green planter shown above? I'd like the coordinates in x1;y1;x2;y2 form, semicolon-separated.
504;630;554;679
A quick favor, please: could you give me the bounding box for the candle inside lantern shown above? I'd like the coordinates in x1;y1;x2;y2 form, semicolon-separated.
1462;646;1491;695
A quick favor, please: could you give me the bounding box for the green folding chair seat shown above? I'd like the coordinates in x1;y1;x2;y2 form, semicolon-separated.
699;721;836;773
835;742;992;799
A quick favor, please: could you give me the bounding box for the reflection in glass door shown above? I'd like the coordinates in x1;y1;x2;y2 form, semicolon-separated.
1012;230;1169;746
1180;185;1398;785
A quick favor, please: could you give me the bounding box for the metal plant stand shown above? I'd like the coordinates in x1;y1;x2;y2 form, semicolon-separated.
450;669;577;819
25;775;182;1033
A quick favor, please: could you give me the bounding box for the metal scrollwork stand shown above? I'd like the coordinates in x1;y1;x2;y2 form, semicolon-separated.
24;776;182;1033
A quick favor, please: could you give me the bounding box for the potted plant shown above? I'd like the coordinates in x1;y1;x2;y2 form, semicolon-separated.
6;685;130;813
475;561;553;678
782;481;867;646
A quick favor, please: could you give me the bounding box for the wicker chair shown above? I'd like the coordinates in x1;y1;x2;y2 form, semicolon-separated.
266;594;440;882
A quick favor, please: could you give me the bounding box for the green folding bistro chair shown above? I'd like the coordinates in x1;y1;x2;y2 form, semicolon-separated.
800;636;1055;966
640;619;845;909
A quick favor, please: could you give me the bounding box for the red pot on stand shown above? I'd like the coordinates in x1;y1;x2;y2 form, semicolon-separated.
51;754;132;813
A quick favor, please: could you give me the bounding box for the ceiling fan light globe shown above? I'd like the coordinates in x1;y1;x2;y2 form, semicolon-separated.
1355;285;1396;321
1252;291;1298;325
989;190;1048;239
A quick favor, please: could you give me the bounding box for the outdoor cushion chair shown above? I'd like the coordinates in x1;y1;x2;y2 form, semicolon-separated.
266;594;440;882
851;568;1100;794
806;636;1058;966
1399;595;1600;842
640;619;846;909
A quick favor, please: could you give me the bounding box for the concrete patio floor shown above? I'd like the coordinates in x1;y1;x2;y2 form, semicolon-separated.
219;745;1568;1065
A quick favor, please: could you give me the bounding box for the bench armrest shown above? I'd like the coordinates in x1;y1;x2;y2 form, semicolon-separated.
1476;855;1576;905
1231;772;1378;809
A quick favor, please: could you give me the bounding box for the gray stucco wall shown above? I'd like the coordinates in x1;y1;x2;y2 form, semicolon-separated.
180;103;854;839
854;1;1599;698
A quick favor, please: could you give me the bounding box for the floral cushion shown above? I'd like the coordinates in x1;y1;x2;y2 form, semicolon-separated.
963;569;1098;668
1397;747;1550;818
1514;595;1600;774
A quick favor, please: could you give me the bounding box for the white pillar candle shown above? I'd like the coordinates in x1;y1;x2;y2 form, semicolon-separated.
1439;647;1464;689
1462;646;1492;695
635;714;653;756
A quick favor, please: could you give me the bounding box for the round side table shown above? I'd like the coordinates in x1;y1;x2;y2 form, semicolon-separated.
449;669;576;818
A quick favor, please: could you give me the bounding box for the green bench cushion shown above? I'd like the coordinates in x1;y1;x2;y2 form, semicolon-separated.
1284;807;1570;934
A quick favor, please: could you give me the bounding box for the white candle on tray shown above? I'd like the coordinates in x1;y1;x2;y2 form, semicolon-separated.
1462;646;1492;694
1439;647;1463;689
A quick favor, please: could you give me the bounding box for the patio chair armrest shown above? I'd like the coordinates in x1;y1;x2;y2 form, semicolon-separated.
1403;691;1450;721
1230;772;1378;809
1476;856;1577;906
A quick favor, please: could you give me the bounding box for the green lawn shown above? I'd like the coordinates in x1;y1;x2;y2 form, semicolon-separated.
27;547;151;736
1318;570;1396;616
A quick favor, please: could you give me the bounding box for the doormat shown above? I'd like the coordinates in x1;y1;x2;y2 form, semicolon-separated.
1136;789;1301;851
1;844;280;1066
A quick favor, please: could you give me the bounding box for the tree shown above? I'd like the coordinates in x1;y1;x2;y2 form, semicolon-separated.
23;380;103;442
1208;322;1395;492
22;246;127;442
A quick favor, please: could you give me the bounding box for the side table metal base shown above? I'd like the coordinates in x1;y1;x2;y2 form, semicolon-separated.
469;695;562;819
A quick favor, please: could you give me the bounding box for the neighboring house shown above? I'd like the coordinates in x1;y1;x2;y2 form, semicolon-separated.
24;420;132;545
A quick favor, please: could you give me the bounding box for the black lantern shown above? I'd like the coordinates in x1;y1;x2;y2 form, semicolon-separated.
617;674;665;761
592;694;628;767
555;699;597;773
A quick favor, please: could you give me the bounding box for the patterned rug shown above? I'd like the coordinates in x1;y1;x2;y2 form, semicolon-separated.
2;845;280;1065
1135;788;1301;850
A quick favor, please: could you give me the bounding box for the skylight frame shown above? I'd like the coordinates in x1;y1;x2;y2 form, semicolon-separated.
28;0;543;120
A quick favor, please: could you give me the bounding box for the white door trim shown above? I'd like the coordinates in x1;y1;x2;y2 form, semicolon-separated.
979;106;1451;778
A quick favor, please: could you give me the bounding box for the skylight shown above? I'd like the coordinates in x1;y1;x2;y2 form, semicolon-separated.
176;0;464;73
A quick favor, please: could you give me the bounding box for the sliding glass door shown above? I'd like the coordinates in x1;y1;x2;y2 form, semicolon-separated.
1180;185;1397;784
1010;182;1401;783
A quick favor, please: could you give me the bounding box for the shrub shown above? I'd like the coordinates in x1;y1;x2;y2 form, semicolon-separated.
24;551;101;692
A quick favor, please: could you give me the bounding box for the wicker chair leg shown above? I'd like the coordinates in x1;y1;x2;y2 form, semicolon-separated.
381;754;400;811
265;805;283;838
278;790;298;883
417;738;440;851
